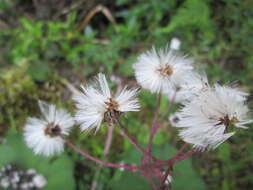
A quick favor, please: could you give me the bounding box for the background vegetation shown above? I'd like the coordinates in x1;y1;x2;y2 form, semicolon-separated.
0;0;253;189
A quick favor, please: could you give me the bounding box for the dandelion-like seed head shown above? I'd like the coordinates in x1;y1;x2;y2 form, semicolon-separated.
74;73;140;132
174;84;253;150
167;71;209;103
133;46;194;94
23;101;74;156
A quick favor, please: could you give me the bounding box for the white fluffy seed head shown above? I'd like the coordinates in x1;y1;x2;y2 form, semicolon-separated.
166;71;209;103
133;46;194;94
73;73;140;132
23;101;74;156
174;84;252;150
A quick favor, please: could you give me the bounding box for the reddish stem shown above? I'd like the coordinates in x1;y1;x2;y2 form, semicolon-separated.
147;92;177;154
177;143;189;155
159;91;177;122
159;144;189;189
159;166;173;190
90;123;115;190
117;120;159;162
151;148;198;168
152;94;162;126
146;92;176;158
143;92;177;165
169;148;196;165
146;94;162;159
65;140;138;171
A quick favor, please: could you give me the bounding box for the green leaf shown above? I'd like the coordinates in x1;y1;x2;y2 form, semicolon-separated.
110;171;152;190
172;156;206;190
217;143;231;162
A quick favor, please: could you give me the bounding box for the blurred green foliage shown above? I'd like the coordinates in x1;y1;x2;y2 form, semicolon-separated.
109;144;205;190
0;128;75;190
0;0;253;189
0;63;37;132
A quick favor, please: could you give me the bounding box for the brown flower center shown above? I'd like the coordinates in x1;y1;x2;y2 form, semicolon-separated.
104;98;122;122
158;65;173;76
216;115;238;127
44;123;61;137
105;98;119;112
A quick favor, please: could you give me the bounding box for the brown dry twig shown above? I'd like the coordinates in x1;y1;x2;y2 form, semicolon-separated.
59;77;80;96
77;4;116;31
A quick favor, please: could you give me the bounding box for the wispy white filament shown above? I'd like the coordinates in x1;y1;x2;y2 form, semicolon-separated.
133;46;194;94
24;101;74;156
167;72;209;103
73;73;140;132
174;84;252;149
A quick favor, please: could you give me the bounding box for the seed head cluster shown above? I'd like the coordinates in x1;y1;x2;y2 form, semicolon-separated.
23;44;252;158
